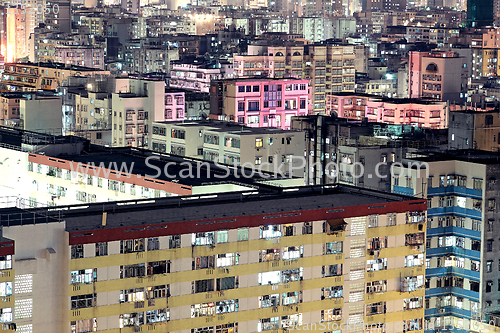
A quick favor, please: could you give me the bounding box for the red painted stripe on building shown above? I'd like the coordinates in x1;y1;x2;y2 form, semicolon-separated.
0;241;15;256
28;153;192;195
68;199;427;245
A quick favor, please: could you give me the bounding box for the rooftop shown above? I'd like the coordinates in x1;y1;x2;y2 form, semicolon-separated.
0;126;293;187
0;184;422;232
5;62;108;72
410;149;500;165
153;120;294;135
332;92;445;105
219;77;307;83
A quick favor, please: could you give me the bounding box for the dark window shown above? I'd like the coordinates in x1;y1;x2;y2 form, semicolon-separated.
486;115;494;125
95;242;107;257
169;235;181;249
253;86;259;92
470;281;480;292
217;276;236;291
71;245;83;259
238;86;245;92
71;293;96;309
238;101;245;111
300;99;306;109
246;86;251;92
487;280;493;293
147;261;169;275
248;101;259;111
488;239;494;252
194;279;214;293
302;222;312;234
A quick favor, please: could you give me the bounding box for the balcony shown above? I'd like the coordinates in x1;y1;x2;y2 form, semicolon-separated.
393;186;414;196
426;246;480;260
425;267;479;282
427;186;482;199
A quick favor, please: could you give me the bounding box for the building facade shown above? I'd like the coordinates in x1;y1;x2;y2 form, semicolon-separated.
328;94;448;129
149;121;306;176
392;152;500;333
408;51;467;104
210;78;310;130
232;43;361;115
0;185;427;333
0;62;109;92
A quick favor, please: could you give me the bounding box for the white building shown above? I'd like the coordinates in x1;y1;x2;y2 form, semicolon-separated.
169;62;234;93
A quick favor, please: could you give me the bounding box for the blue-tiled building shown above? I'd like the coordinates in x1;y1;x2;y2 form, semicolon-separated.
393;151;500;333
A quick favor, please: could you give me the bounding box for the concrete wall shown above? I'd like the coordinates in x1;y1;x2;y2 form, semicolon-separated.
20;98;63;135
3;221;69;333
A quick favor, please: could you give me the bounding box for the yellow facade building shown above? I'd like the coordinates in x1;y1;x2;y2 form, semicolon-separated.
0;185;426;332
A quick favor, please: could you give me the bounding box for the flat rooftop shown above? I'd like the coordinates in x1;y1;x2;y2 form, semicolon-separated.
409;149;500;165
217;77;306;83
0;126;292;187
58;146;290;186
332;92;444;104
5;62;107;72
1;185;421;232
153;120;294;135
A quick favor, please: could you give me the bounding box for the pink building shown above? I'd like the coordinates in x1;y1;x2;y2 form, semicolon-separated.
328;93;448;129
164;90;185;121
408;50;467;103
210;78;310;130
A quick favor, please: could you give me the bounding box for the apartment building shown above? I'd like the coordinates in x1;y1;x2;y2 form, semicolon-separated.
0;185;427;332
392;151;500;333
0;93;25;125
471;29;500;79
54;47;105;70
0;62;110;92
405;27;460;46
149;121;305;177
64;77;170;148
112;80;165;147
291;115;449;186
169;60;234;93
328;93;448;129
210;78;310;130
164;90;186;121
232;42;363;114
408;51;467;103
132;46;179;74
448;110;500;152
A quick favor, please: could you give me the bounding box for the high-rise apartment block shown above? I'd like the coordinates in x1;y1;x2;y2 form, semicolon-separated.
0;185;427;332
393;151;500;333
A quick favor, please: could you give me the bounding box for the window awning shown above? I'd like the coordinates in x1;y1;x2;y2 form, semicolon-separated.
327;219;347;227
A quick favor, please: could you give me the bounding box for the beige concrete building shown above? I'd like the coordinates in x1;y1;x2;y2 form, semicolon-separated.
150;121;306;177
